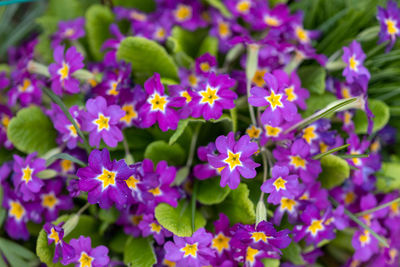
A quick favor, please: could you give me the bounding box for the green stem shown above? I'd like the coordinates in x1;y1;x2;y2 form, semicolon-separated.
77;202;91;216
191;181;198;233
312;144;350;160
245;44;259;127
122;131;134;164
186;123;201;168
355;197;400;217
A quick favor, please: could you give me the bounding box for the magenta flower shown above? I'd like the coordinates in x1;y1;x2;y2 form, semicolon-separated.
44;222;75;265
276;69;309;110
118;85;146;128
69;236;110;267
190;72;237;120
51;104;83;149
248;72;297;125
0;105;13;149
273;197;300;226
138;214;172;245
8;71;42;107
193;142;219;180
352;222;381;262
81;96;124;148
261;165;300;205
207;132;260;189
139;73;185;131
210;214;234;265
102;24;126;64
51;17;85;48
0;71;9;90
12;152;45;201
171;1;207;30
48;45;84;96
377;0;400;51
76;149;134;209
195;53;217;77
342;41;370;90
164;228;215;267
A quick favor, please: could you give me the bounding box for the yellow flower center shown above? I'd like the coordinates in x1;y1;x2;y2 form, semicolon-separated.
93;113;110;131
218;21;230;38
181;243;198;258
349;55;358;71
223;151;242;170
61;159;73;173
300;193;309;200
303;125;317;144
319;142;328;153
174;4;192;22
289;155;306;169
344;111;352;125
97;168;116;189
149;93;168;112
296;26;309;43
125;175;139;189
362;214;372;226
22;166;33;183
236;0;251;13
58;62;70;80
344;192;356;205
265;125;282;137
273;177;287;191
264;15;280;27
150;222;162;233
48;227;60;244
200;62;211;72
390;202;399;215
200;86;219;105
121;104;137;125
130;11;146;21
155;27;166;40
149;186;162;196
9;201;25;221
246;125;261;139
307;219;324;236
358;230;370;246
181;91;192;103
163;259;176;267
285;86;297;101
79;252;94;267
188;74;198;87
64;28;75;37
42;193;58;209
107;81;119;96
252;69;267;87
1;115;10;129
265;90;283;111
341;87;351;99
245;246;259;263
131;215;143;225
350;150;361;166
389;248;398;264
370;140;380;153
68;123;79;137
18;79;32;92
386;19;398;35
212;233;230;253
280;198;296;212
251;232;269;242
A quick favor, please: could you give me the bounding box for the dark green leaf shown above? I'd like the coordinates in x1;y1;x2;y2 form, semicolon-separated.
144;140;185;166
281;242;305;265
298;65;326;95
124;237;156;267
112;0;156;12
197;178;230;205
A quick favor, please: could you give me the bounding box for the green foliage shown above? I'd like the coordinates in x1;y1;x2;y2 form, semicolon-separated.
117;36;179;81
353;99;390;134
198;36;219;57
197;178;231;205
155;200;206;237
298;65;326;95
144;140;186;166
319;154;350;189
112;0;156;12
303;93;337;117
7;106;57;156
282;242;306;265
204;0;232;18
376;162;400;193
0;237;38;267
171;27;208;58
124;237;156;267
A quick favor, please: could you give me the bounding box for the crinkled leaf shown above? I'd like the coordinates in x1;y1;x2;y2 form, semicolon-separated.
144;140;185;166
155;200;206;237
124;237;156;267
319;154;350;189
298;65;326;95
197;178;231;205
7;106;57;156
354;99;390;134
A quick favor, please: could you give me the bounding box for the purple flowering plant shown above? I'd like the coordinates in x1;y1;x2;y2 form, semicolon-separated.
0;0;400;266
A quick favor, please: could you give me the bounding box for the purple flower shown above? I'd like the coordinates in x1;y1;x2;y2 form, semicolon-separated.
210;214;234;264
377;0;400;51
273;197;300;226
3;186;30;240
252;3;291;30
0;105;13;149
12;152;45;201
8;71;42;107
118;85;146;128
249;71;297;125
69;236;110;267
190;72;237;120
277;70;309;110
138;214;172;245
76;149;134;209
0;71;9;90
342;41;370;90
261;165;300;205
352;222;381;262
207;132;260;189
195;53;217;77
44;222;75;265
138;73;185;131
164;228;215;267
102;24;125;64
81;96;124;148
51;17;85;48
194;142;219;180
51;104;83;149
171;1;207;30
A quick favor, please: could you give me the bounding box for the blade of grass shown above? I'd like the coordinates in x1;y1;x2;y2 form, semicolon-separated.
355;197;400;217
46;153;86;167
313;144;350;160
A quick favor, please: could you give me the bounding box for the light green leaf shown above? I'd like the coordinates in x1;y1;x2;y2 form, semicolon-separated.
313;144;350;160
376;162;400;193
303;93;337;117
216;183;255;224
7;106;57;156
172;166;190;186
319;154;350;189
0;237;38;267
204;0;232;18
353;99;390;134
117;36;179;81
46;153;86;167
262;258;280;267
256;200;267;226
144;140;185;166
198;36;219;57
37;169;58;179
124;237;156;267
86;5;114;61
155;200;206;237
169;119;190;145
197;178;230;205
298;65;326;95
281;242;305;265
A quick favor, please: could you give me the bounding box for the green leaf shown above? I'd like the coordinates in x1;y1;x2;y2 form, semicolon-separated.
7;106;57;156
376;162;400;193
313;144;350;160
171;27;208;58
172;166;190;186
169;119;190;145
319;154;350;189
0;147;13;165
298;65;326;95
99;207;119;223
353;99;390;134
281;242;305;265
111;0;156;12
155;200;206;237
303;92;337;117
37;169;58;179
198;36;219;57
256;200;267;226
46;152;86;167
216;183;255;224
0;237;38;267
262;258;280;267
197;178;230;205
109;231;129;254
86;5;114;61
144;140;185;166
117;36;179;81
204;0;232;18
124;237;156;267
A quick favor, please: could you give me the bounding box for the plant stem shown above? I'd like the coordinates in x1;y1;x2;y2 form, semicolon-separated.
122;131;134;164
191;180;198;233
186;123;201;168
355;197;400;217
77;202;91;216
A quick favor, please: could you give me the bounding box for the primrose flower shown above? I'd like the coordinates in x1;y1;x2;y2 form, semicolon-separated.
195;53;217;77
138;214;172;245
253;3;291;29
76;149;134;209
261;165;300;205
51;104;83;149
0;105;13;149
8;71;42;107
164;228;215;267
44;222;75;265
273;197;300;226
69;236;110;267
342;41;370;90
102;24;125;63
207;132;260;189
0;71;9;89
377;0;400;51
118;85;146;128
352;222;381;262
139;73;185;131
48;45;84;96
12;152;45;201
193;142;219;180
210;214;234;264
51;17;85;48
190;72;237;120
171;1;206;30
81;96;124;147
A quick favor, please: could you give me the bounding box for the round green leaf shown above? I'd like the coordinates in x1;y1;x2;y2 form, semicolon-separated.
197;178;230;205
123;237;156;267
155;200;206;237
7;106;57;156
198;36;219;57
376;162;400;193
318;154;350;189
298;65;326;95
354;99;390;134
144;140;185;166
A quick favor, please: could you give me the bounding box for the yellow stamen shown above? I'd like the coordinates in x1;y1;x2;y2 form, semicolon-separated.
131;215;143;225
296;26;309;43
22;166;33;183
148;186;162;196
200;62;211;72
218;21;230;38
307;219;324;236
9;201;25;221
58;62;69;80
150;222;162;233
1;115;10;129
273;177;287;191
285;86;297;101
223;151;242;170
107;82;119;96
130;11;146;21
79;252;94;267
121;104;137;125
252;69;267;87
61;159;73;173
181;243;198;258
212;233;230;253
264;15;280;27
174;4;192;22
386;19;398;35
64;28;75;37
289;156;306;169
236;0;251;14
97;168;116;189
265;125;281;137
319;142;328;153
149;93;168;112
200;86;219;105
280;198;296;212
246;125;261;139
48;227;60;244
181;91;192;103
125;175;139;189
303;125;317;144
358;230;370;246
265;90;283;110
42;193;58;209
344;192;356;205
18;79;32;92
349;55;358;71
245;246;259;263
188;74;198;87
251;232;268;242
93;113;110;131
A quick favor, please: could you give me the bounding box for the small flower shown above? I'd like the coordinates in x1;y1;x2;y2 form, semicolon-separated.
44;223;75;265
3;186;30;240
195;53;217;77
164;228;215;267
76;149;134;209
0;105;13;149
352;223;381;262
12;152;45;201
51;104;83;149
210;214;233;264
48;46;84;96
81;96;125;147
7;71;42;107
377;0;400;51
342;41;370;90
51;17;85;48
172;2;206;30
193;142;219;180
69;236;110;267
138;214;172;245
207;132;260;189
118;85;146;128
